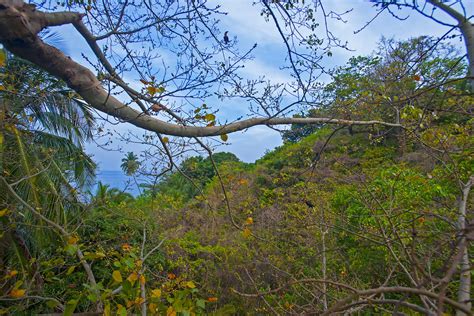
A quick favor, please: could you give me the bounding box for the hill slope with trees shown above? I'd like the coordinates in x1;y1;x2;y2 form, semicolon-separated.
2;35;472;315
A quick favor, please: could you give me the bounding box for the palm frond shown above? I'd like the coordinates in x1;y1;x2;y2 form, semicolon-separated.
32;131;96;188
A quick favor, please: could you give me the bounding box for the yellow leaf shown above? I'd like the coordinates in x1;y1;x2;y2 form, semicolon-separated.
104;302;111;316
151;289;162;298
112;270;123;283
127;272;138;284
67;236;78;245
139;274;146;285
0;50;5;67
220;134;228;142
166;306;177;316
204;113;216;121
147;86;158;95
207;297;218;302
9;289;25;298
117;304;127;316
104;302;112;316
162;137;169;144
95;251;106;258
242;228;251;238
167;273;176;279
245;217;253;225
185;281;196;289
0;209;8;217
149;303;158;312
8;270;18;278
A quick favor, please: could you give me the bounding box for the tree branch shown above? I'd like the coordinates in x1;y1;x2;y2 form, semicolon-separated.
0;0;400;138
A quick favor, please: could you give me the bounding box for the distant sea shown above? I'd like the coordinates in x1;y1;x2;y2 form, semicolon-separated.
95;170;144;196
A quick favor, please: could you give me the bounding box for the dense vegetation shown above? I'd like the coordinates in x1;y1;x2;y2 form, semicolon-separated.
1;35;473;315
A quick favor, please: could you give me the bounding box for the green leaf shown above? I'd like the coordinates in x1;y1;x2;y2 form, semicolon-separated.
66;266;76;275
64;299;79;316
210;304;236;315
196;299;206;309
220;134;228;142
64;244;78;256
46;300;59;308
117;305;127;316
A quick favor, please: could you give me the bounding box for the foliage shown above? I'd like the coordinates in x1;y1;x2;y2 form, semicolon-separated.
0;54;97;314
150;152;245;201
1;37;472;315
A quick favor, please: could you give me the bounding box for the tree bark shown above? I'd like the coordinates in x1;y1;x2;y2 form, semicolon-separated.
456;176;473;316
428;0;474;91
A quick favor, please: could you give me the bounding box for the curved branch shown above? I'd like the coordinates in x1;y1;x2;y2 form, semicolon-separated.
324;286;472;316
0;0;399;138
427;0;468;24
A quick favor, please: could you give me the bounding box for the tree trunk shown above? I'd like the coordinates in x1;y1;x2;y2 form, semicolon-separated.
460;21;474;92
456;177;473;316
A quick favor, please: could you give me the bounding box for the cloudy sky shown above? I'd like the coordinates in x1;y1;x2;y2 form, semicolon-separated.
55;0;472;171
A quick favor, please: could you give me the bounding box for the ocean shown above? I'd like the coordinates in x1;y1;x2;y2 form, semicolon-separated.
95;170;144;196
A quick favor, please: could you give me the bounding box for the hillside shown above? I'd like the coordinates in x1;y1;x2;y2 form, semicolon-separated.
1;35;472;315
76;116;471;314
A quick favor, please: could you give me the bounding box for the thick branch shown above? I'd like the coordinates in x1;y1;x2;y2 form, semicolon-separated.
0;1;81;41
0;0;399;138
427;0;468;24
426;0;474;88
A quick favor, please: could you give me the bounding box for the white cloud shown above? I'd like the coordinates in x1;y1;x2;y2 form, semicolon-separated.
240;58;292;83
216;125;282;162
53;1;474;169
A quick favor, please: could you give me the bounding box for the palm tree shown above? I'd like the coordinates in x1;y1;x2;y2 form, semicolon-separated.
92;181;134;205
121;152;142;195
120;152;140;176
0;52;97;301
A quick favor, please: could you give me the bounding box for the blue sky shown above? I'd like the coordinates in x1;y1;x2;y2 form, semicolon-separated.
53;0;472;171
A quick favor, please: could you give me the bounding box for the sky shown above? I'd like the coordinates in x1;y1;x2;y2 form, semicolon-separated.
52;0;472;172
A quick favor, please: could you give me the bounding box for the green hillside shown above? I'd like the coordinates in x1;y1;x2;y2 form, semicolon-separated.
1;36;472;315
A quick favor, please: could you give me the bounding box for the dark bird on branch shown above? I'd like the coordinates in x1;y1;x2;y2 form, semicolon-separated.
223;31;230;45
